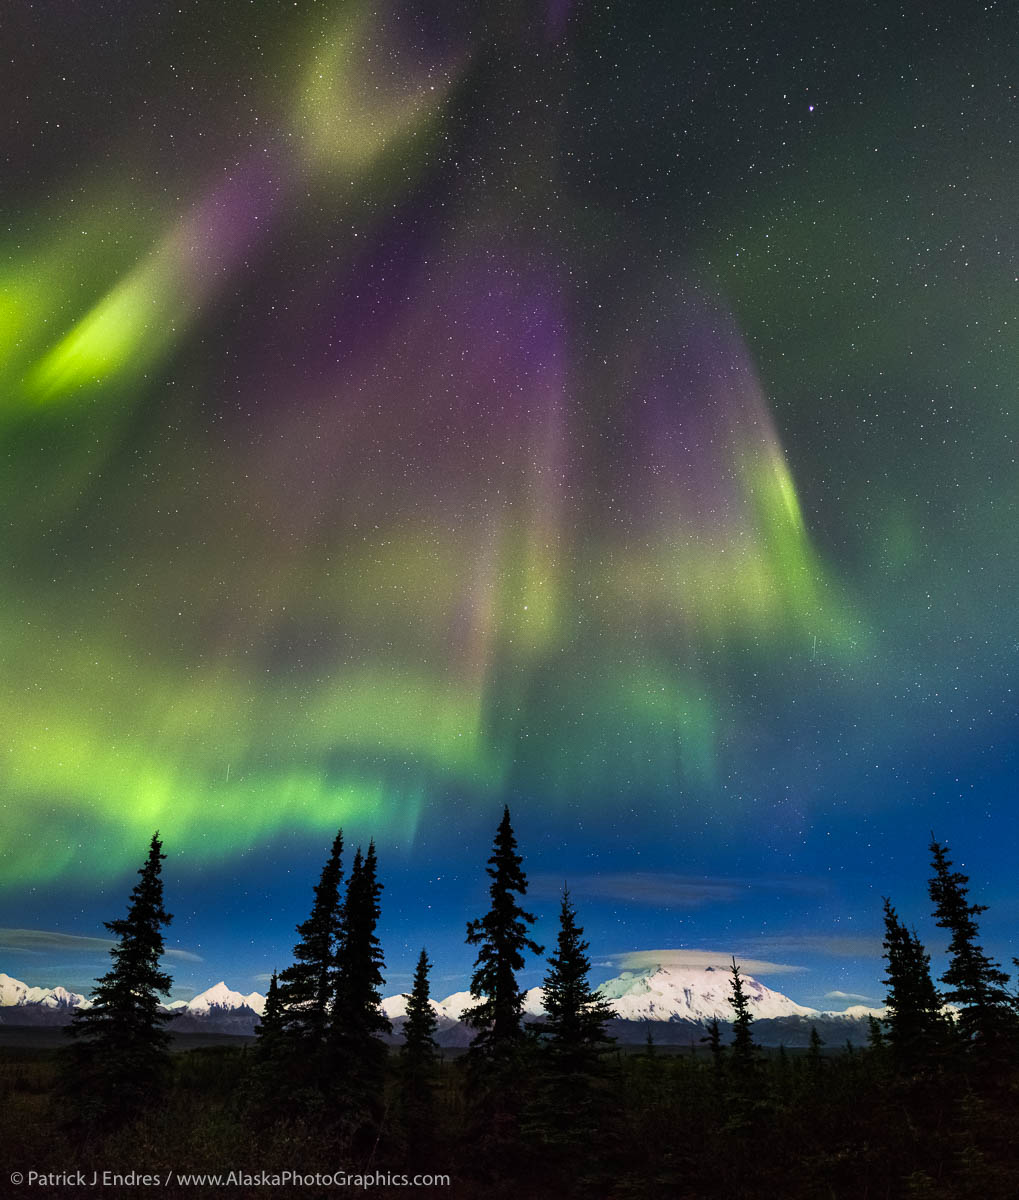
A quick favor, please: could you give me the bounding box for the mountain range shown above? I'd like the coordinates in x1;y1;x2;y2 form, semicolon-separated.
0;966;885;1047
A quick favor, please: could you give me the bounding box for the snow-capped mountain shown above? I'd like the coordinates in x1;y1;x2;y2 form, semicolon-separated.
183;982;266;1017
161;981;268;1035
437;966;816;1028
426;965;880;1048
487;966;866;1047
0;972;90;1012
592;964;816;1024
381;992;465;1043
0;972;93;1027
0;972;266;1031
382;993;448;1022
431;991;478;1022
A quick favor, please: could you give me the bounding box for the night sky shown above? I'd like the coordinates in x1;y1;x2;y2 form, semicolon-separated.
2;0;1016;1010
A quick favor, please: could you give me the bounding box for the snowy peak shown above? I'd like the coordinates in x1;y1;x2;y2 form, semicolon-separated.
438;966;817;1026
840;1004;888;1019
522;986;546;1017
434;964;816;1022
0;972;88;1010
381;993;450;1022
0;972;267;1020
435;990;478;1021
38;985;87;1009
593;964;817;1023
0;973;31;1007
184;982;266;1017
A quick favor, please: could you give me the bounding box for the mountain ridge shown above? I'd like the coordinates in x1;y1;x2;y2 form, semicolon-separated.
0;965;885;1045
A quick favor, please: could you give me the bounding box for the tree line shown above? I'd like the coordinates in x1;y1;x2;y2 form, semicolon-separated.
61;808;620;1147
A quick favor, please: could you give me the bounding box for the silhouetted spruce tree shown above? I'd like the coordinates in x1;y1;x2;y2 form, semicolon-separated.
460;809;543;1178
881;896;945;1070
331;842;391;1131
928;837;1015;1055
701;1017;725;1074
63;833;174;1126
525;888;617;1153
255;970;285;1055
538;886;616;1063
807;1025;825;1069
246;969;288;1120
463;806;543;1057
278;830;344;1047
400;948;439;1157
723;959;760;1131
402;948;439;1068
727;958;758;1073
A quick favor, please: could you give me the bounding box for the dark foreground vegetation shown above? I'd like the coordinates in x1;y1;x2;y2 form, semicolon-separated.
3;1035;1019;1200
4;815;1017;1199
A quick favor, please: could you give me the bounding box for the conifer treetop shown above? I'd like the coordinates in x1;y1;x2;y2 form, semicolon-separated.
333;839;391;1039
255;970;284;1044
64;832;175;1123
402;948;439;1062
927;838;1013;1047
539;885;615;1052
278;829;344;1043
728;956;758;1069
73;831;174;1027
463;807;543;1050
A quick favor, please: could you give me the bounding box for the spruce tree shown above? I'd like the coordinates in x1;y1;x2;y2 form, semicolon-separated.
400;948;439;1156
727;957;758;1072
928;838;1015;1053
255;970;285;1055
807;1025;825;1069
701;1017;725;1074
333;843;390;1039
247;969;287;1121
538;886;616;1063
525;887;617;1150
881;896;945;1070
463;806;543;1056
278;830;345;1046
402;948;439;1069
723;959;760;1131
331;842;391;1126
64;833;174;1125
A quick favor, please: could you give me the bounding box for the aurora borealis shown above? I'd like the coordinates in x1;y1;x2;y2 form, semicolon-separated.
2;1;1016;1006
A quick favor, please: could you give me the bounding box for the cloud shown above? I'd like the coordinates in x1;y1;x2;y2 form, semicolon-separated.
0;928;202;963
531;872;827;909
0;929;112;955
164;948;204;963
252;973;274;984
824;990;880;1003
607;949;807;976
739;934;884;958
